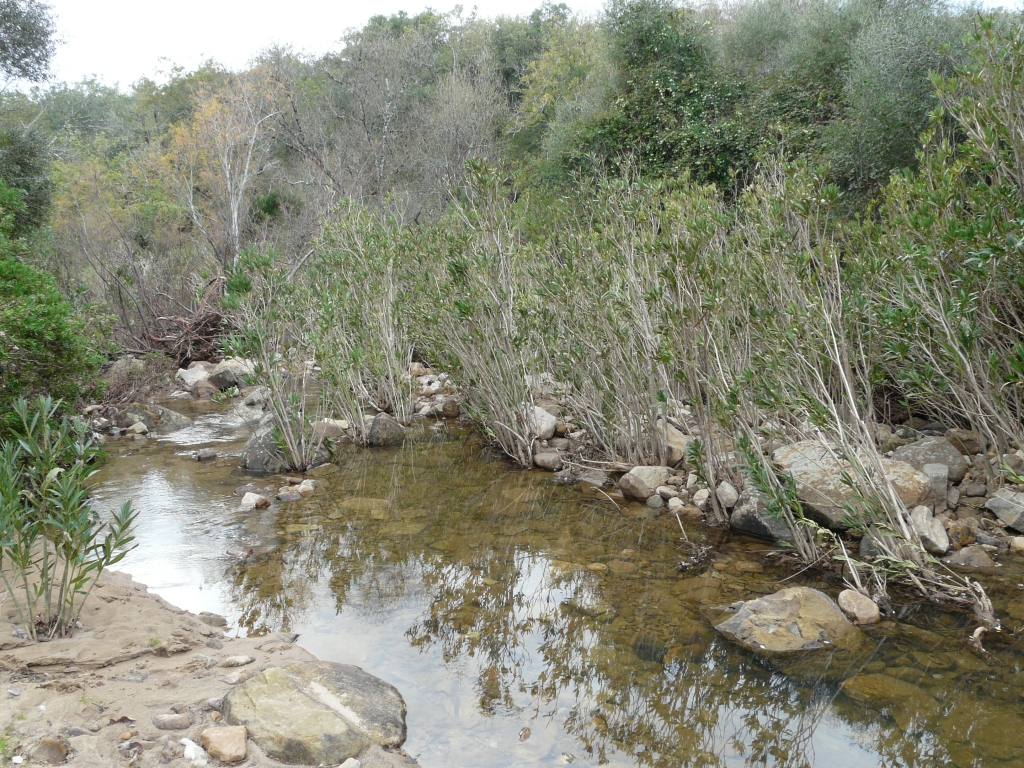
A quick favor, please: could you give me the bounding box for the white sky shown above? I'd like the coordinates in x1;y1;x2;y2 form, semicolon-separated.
47;0;605;89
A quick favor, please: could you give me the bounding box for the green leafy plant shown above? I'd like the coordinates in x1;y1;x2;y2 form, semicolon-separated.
0;397;137;641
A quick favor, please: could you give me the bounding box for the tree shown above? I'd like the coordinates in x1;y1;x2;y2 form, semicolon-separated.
0;0;56;84
166;72;279;268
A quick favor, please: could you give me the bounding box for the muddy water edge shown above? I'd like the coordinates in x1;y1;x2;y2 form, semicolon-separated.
88;400;1024;768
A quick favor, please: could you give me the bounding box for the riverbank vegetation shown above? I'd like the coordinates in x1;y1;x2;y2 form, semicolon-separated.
3;0;1023;619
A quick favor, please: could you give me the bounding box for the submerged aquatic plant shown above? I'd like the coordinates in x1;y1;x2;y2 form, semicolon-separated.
0;397;137;640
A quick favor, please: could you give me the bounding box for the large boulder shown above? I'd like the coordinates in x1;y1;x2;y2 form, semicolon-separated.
176;366;210;388
713;587;862;654
986;489;1024;531
240;415;290;475
772;441;934;529
367;413;405;447
729;490;793;542
116;403;192;432
619;465;672;501
209;357;255;391
893;437;968;483
224;661;406;766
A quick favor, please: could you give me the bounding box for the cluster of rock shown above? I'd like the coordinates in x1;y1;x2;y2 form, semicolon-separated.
173;358;255;399
235;476;318;510
406;361;460;419
84;402;194;440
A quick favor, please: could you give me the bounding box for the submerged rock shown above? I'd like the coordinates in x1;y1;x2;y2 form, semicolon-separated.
771;441;934;529
116;403;192;432
224;661;406;766
368;413;405;447
713;587;862;654
943;545;996;569
840;674;940;732
837;590;880;625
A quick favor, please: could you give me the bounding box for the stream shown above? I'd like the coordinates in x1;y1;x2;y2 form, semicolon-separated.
89;400;1024;768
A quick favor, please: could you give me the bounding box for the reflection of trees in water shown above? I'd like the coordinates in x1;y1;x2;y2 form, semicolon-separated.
221;433;983;767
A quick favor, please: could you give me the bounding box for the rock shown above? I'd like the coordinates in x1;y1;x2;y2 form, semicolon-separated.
367;413;405;447
963;482;987;497
608;559;638;576
840;674;940;732
910;505;949;555
240;493;270;511
619;474;654;501
201;726;247;763
692;488;710;511
645;494;664;510
117;403;193;432
125;421;148;435
654;418;693;466
629;465;672;490
1009;536;1024;553
716;481;739;509
945;428;981;456
947;487;960;509
221;655;255;667
441;398;460;419
276;488;302;502
667;497;685;514
837;590;880;625
240;415;290;475
533;451;563;471
943;545;996;568
29;738;67;764
209;358;254;391
985;489;1024;531
772;441;934;529
296;480;316;496
729;490;793;542
177;366;210;388
193;380;219;398
947;519;977;549
656;485;677;500
893;437;968;483
312;419;348;439
195;447;217;461
153;713;191;730
224;662;406;766
713;587;862;654
921;463;948;500
975;531;1007;548
526;405;557;441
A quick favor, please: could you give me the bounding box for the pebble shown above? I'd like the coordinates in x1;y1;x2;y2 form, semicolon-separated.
153;713;191;730
8;685;20;696
220;655;255;667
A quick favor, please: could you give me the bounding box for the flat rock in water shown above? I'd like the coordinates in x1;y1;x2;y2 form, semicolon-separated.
224;661;406;766
368;413;405;447
772;441;934;529
116;403;192;432
893;437;969;483
729;490;793;542
840;674;940;732
943;545;996;569
713;587;862;654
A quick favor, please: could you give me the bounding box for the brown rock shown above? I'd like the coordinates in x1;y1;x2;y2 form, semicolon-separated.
193;380;219;398
533;451;563;472
837;590;880;625
441;398;460;419
945;428;982;456
30;738;68;764
619;473;654;501
841;674;940;732
943;545;996;568
202;726;248;763
947;519;977;549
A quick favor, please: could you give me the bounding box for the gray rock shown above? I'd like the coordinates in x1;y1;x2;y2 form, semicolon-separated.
240;415;290;475
729;490;793;542
209;358;254;391
619;473;654;501
196;447;217;461
153;713;191;730
713;587;862;654
963;483;987;497
654;418;693;467
947;487;960;509
943;545;996;568
533;451;563;471
974;531;1007;549
627;465;672;490
772;441;934;529
985;489;1024;531
692;488;710;510
716;481;739;509
276;488;302;502
893;437;968;483
368;413;405;447
116;403;192;432
921;463;948;500
645;494;664;510
910;505;949;555
177;366;210;388
224;661;406;766
526;405;557;441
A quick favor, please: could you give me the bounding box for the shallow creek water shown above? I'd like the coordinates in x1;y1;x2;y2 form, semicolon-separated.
89;402;1024;768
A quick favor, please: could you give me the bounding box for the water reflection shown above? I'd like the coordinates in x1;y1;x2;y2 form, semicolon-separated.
93;412;1024;768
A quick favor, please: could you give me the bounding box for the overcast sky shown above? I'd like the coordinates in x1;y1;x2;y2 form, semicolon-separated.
46;0;605;89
